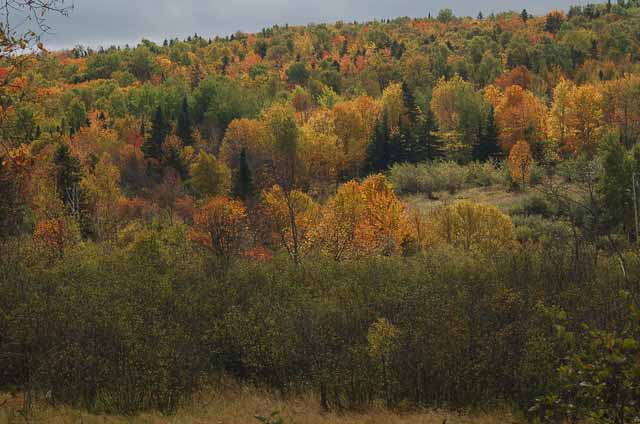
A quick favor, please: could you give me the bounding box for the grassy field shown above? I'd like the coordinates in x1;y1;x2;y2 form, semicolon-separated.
403;185;533;215
1;388;521;424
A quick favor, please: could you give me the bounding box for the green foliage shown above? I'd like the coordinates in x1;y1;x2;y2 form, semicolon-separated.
190;151;231;198
142;106;169;160
534;293;640;424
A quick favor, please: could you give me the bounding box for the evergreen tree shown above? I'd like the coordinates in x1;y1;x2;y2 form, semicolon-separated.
472;107;501;162
419;109;444;161
364;112;391;174
53;144;82;206
233;148;254;199
176;97;194;146
142;106;169;160
162;142;189;181
401;82;418;124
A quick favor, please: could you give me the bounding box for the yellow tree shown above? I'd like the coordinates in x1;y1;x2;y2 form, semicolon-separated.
566;84;603;157
423;200;515;254
381;82;406;134
547;78;574;156
509;140;534;190
601;75;640;148
80;153;121;240
261;185;320;263
190;196;249;259
299;122;345;194
220;118;271;191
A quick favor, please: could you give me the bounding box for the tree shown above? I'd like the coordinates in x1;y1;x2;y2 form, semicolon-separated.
287;62;310;85
189;152;231;198
422;200;515;253
53;143;83;215
566;84;603;157
261;185;319;264
80;153;121;240
190;196;249;259
548;79;574;157
176;97;194;146
493;85;547;154
431;76;484;158
364;112;391;174
315;175;411;260
473;106;501;162
233;148;253;200
509;140;534;190
142;106;169;160
418;108;444;161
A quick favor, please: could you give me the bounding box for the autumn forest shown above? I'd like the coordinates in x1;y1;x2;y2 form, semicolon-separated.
2;0;640;422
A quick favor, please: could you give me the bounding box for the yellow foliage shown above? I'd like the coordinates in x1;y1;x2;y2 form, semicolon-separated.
508;140;534;190
422;200;515;253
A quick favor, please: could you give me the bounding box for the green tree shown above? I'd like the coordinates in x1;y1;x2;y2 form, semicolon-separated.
233;148;253;199
473;107;501;162
176;97;194;146
190;151;231;198
142;106;169;160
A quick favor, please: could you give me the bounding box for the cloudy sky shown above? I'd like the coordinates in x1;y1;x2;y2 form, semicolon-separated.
42;0;586;50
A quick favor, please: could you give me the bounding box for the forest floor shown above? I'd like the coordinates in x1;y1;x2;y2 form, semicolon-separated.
1;389;521;424
404;185;533;214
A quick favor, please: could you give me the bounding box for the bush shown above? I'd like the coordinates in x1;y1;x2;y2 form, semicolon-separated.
388;163;421;194
465;161;502;187
433;161;468;194
510;195;555;218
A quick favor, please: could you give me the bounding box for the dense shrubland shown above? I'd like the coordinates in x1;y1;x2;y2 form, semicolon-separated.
2;0;640;421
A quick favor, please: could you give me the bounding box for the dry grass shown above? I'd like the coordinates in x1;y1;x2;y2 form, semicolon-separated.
1;387;521;424
404;186;533;214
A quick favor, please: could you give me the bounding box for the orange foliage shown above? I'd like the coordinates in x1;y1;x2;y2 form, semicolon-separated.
494;85;547;153
508;140;534;189
315;174;411;260
34;218;79;254
190;196;249;259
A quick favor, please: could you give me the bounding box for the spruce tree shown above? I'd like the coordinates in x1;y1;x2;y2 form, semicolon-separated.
53;144;82;206
233;148;254;199
364;112;391;174
419;109;443;161
176;97;194;146
473;107;501;162
401;82;418;124
142;106;169;160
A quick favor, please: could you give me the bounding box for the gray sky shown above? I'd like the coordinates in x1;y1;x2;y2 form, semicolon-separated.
43;0;587;50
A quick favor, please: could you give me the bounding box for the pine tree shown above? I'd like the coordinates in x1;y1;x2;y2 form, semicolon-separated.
142;106;169;160
364;112;391;174
176;97;194;146
472;107;501;162
233;148;254;199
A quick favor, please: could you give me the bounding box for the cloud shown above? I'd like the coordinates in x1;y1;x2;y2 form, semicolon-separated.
42;0;587;50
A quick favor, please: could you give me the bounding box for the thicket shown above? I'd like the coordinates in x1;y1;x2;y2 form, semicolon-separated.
1;225;638;418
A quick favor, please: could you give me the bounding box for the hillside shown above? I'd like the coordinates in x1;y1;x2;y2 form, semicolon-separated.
2;1;640;422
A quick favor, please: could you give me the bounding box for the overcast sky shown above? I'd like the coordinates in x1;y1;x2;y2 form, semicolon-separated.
42;0;587;50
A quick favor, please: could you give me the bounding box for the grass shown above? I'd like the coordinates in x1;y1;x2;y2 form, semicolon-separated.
1;387;521;424
404;185;533;215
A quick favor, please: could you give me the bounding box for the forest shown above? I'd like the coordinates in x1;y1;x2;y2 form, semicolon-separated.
1;0;640;422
